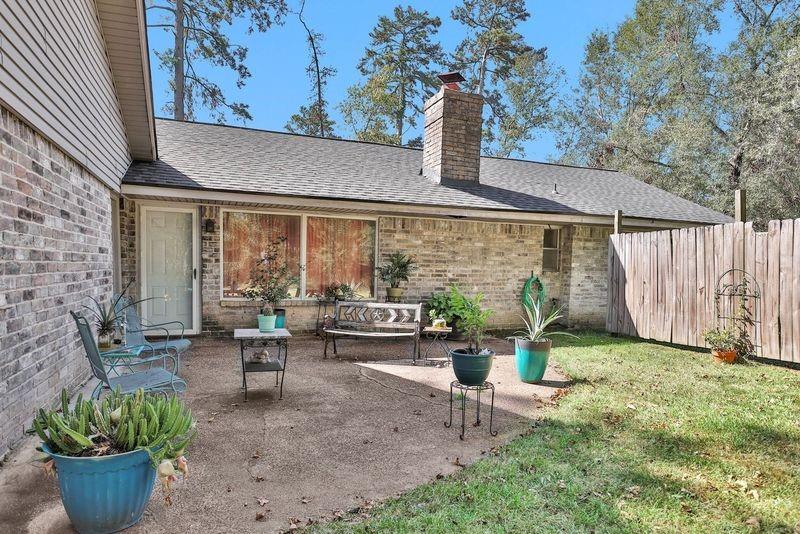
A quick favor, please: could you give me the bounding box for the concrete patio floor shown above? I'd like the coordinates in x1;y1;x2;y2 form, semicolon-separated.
0;335;568;533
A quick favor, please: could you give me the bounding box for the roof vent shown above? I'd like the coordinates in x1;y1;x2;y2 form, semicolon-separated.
553;183;559;195
437;71;466;91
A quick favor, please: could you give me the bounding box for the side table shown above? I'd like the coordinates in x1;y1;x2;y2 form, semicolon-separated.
420;326;452;364
234;328;292;400
445;380;498;440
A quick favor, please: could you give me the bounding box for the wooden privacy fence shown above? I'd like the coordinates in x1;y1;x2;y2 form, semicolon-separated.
606;218;800;363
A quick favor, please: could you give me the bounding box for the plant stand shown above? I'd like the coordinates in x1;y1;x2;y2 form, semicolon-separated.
419;326;452;365
445;380;498;440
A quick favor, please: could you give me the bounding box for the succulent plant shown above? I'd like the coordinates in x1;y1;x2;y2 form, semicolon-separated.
32;388;195;504
32;388;194;466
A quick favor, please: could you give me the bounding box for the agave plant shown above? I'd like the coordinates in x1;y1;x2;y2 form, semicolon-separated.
513;295;578;343
81;281;143;339
32;388;195;504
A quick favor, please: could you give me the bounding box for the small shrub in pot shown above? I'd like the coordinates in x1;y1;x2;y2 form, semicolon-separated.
448;286;495;386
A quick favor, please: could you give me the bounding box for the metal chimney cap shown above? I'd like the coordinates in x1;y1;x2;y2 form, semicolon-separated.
438;72;466;90
438;72;466;84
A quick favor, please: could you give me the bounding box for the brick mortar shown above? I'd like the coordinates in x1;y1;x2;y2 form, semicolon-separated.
0;104;114;458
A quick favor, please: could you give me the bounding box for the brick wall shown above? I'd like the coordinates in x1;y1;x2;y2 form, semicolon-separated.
118;205;611;336
378;217;572;329
567;225;611;326
119;197;137;299
0;105;114;458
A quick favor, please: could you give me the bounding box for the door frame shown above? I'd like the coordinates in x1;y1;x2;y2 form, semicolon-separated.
139;204;201;335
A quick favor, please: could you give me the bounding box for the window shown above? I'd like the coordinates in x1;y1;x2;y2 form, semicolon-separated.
221;211;376;300
222;212;302;298
542;228;561;272
306;217;376;299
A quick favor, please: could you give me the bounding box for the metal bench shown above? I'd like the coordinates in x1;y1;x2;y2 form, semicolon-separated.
323;301;422;359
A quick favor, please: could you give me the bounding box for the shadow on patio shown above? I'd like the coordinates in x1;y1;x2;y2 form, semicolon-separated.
2;335;567;533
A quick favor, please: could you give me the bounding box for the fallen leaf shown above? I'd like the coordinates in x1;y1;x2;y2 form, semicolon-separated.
393;426;399;432
255;476;265;482
626;403;637;411
252;451;261;459
452;457;466;468
301;497;309;504
744;516;760;530
625;485;641;498
255;512;265;522
226;486;232;493
257;497;269;507
207;417;215;423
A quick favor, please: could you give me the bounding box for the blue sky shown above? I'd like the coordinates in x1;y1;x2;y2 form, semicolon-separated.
146;1;729;161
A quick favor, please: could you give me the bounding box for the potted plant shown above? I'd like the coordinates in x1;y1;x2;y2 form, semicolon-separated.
242;237;299;331
83;293;132;350
448;286;494;386
377;252;417;302
509;293;577;383
428;309;447;329
31;388;194;533
426;288;464;337
703;327;738;363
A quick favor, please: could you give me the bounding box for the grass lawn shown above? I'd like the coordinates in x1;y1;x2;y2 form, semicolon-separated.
316;333;800;533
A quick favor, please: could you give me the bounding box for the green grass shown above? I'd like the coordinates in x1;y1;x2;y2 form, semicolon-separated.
316;333;800;533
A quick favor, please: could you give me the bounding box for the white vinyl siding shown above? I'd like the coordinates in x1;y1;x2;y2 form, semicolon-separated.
0;0;131;190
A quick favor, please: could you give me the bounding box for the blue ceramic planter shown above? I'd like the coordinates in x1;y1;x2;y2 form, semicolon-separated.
42;444;156;534
514;338;551;383
275;308;286;328
450;348;495;386
258;314;277;332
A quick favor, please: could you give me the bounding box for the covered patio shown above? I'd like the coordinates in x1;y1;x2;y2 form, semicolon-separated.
1;336;566;533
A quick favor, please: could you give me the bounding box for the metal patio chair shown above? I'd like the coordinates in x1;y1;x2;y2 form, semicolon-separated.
115;296;192;374
71;311;187;399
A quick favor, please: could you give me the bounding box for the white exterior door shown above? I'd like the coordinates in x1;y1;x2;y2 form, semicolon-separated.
141;206;199;334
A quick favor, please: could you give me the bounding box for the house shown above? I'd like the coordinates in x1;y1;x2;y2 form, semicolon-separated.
0;1;728;457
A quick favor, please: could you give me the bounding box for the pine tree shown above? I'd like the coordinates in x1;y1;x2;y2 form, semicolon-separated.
147;0;287;123
450;0;560;157
357;6;444;144
285;0;337;137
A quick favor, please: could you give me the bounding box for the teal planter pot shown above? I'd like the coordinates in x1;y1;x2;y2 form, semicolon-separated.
450;348;495;386
42;444;156;534
514;338;551;383
258;314;277;332
274;308;286;329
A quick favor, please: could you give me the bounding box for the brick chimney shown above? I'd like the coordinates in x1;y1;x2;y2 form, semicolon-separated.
422;72;484;184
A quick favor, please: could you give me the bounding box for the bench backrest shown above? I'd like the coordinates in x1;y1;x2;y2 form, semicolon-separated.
334;301;421;330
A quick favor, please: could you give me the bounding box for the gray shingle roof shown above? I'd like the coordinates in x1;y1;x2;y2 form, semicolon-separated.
123;119;731;225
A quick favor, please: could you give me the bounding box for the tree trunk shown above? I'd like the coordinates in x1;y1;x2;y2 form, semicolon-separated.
173;0;185;121
477;47;489;96
396;84;405;144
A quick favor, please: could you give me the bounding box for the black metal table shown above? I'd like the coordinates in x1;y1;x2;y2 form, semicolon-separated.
445;380;497;440
234;328;291;400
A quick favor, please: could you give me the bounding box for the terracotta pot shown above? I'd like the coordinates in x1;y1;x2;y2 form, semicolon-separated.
712;348;737;364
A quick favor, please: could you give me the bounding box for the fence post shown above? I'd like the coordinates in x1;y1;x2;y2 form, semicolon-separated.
735;189;747;223
614;210;623;234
